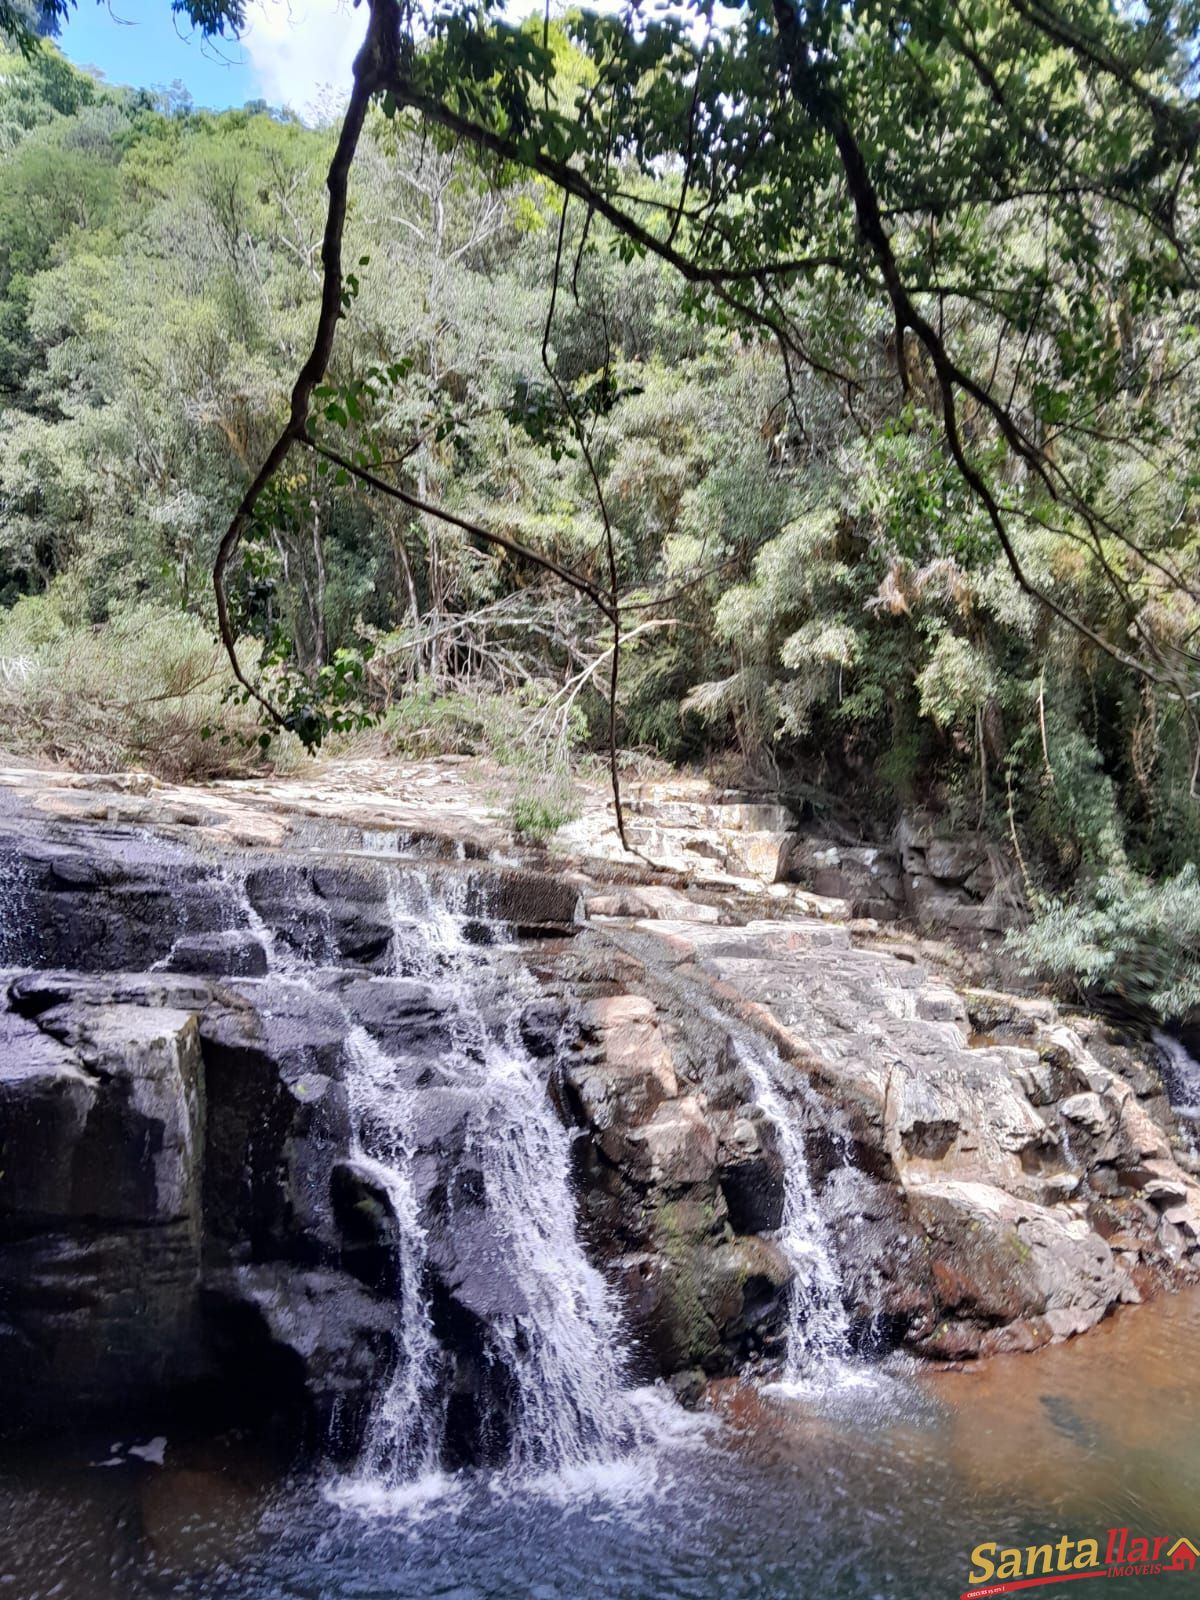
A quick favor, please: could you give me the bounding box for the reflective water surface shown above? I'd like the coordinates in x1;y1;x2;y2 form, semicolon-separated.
2;1286;1198;1600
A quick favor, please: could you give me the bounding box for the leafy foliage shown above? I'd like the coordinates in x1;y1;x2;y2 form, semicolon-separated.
1012;866;1200;1021
6;10;1200;1011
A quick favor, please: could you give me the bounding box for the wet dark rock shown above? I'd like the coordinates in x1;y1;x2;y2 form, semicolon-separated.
331;1160;399;1296
0;828;226;973
519;996;568;1058
198;986;351;1261
823;1169;936;1341
426;1208;531;1323
163;930;268;977
0;994;209;1428
628;1203;792;1374
717;1113;786;1234
665;1366;707;1406
783;815;1025;941
203;1265;397;1457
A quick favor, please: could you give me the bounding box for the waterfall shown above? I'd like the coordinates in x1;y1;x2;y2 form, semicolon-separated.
462;1003;645;1476
0;841;35;968
228;870;291;971
370;875;651;1482
731;1034;855;1389
597;925;859;1394
213;851;856;1483
341;1024;448;1482
1153;1030;1200;1151
200;860;663;1498
220;863;323;976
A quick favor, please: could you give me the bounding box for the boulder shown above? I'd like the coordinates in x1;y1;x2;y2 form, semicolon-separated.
782;839;905;922
587;885;721;923
203;1265;396;1455
619;1097;719;1186
823;1168;936;1344
625;1197;791;1373
907;1180;1134;1357
924;838;983;885
716;1111;786;1233
0;997;209;1426
162;930;268;977
569;996;679;1129
1061;1092;1109;1135
197;980;351;1259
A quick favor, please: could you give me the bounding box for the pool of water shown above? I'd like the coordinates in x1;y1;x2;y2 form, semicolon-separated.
2;1287;1198;1600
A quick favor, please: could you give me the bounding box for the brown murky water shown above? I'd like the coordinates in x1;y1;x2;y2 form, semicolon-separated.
922;1287;1200;1531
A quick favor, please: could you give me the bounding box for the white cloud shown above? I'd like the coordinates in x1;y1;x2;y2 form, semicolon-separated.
242;0;367;119
240;0;718;122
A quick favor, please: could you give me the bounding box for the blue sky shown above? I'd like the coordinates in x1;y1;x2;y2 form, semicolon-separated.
56;0;368;115
59;0;256;107
55;0;556;116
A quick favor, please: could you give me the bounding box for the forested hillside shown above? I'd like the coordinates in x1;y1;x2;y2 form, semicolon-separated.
3;35;1200;1011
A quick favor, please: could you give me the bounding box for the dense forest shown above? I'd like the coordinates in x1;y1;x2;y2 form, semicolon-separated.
3;26;1200;1013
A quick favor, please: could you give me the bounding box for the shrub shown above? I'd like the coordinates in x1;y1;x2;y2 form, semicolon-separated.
0;593;293;780
1010;863;1200;1020
380;686;532;762
509;773;579;845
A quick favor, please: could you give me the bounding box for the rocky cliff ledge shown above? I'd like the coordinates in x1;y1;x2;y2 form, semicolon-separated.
1;763;1198;1452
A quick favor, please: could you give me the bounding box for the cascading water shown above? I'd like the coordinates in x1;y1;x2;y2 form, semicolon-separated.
217;857;664;1496
359;872;655;1486
1153;1029;1200;1152
461;1002;644;1476
211;848;860;1481
341;1024;447;1485
731;1033;855;1389
223;865;297;974
0;841;36;968
599;927;857;1393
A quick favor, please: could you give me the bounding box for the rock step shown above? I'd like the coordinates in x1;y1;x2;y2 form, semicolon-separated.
1;826;584;978
620;799;795;833
618;822;794;883
624;919;854;959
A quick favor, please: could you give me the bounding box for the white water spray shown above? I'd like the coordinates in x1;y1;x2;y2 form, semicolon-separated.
732;1035;854;1389
336;869;664;1494
340;1025;448;1485
465;1000;647;1475
1153;1030;1200;1159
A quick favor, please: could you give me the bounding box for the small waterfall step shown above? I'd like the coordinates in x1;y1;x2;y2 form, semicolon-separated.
324;870;665;1494
731;1031;857;1390
596;919;866;1396
1154;1030;1200;1123
341;1025;445;1486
